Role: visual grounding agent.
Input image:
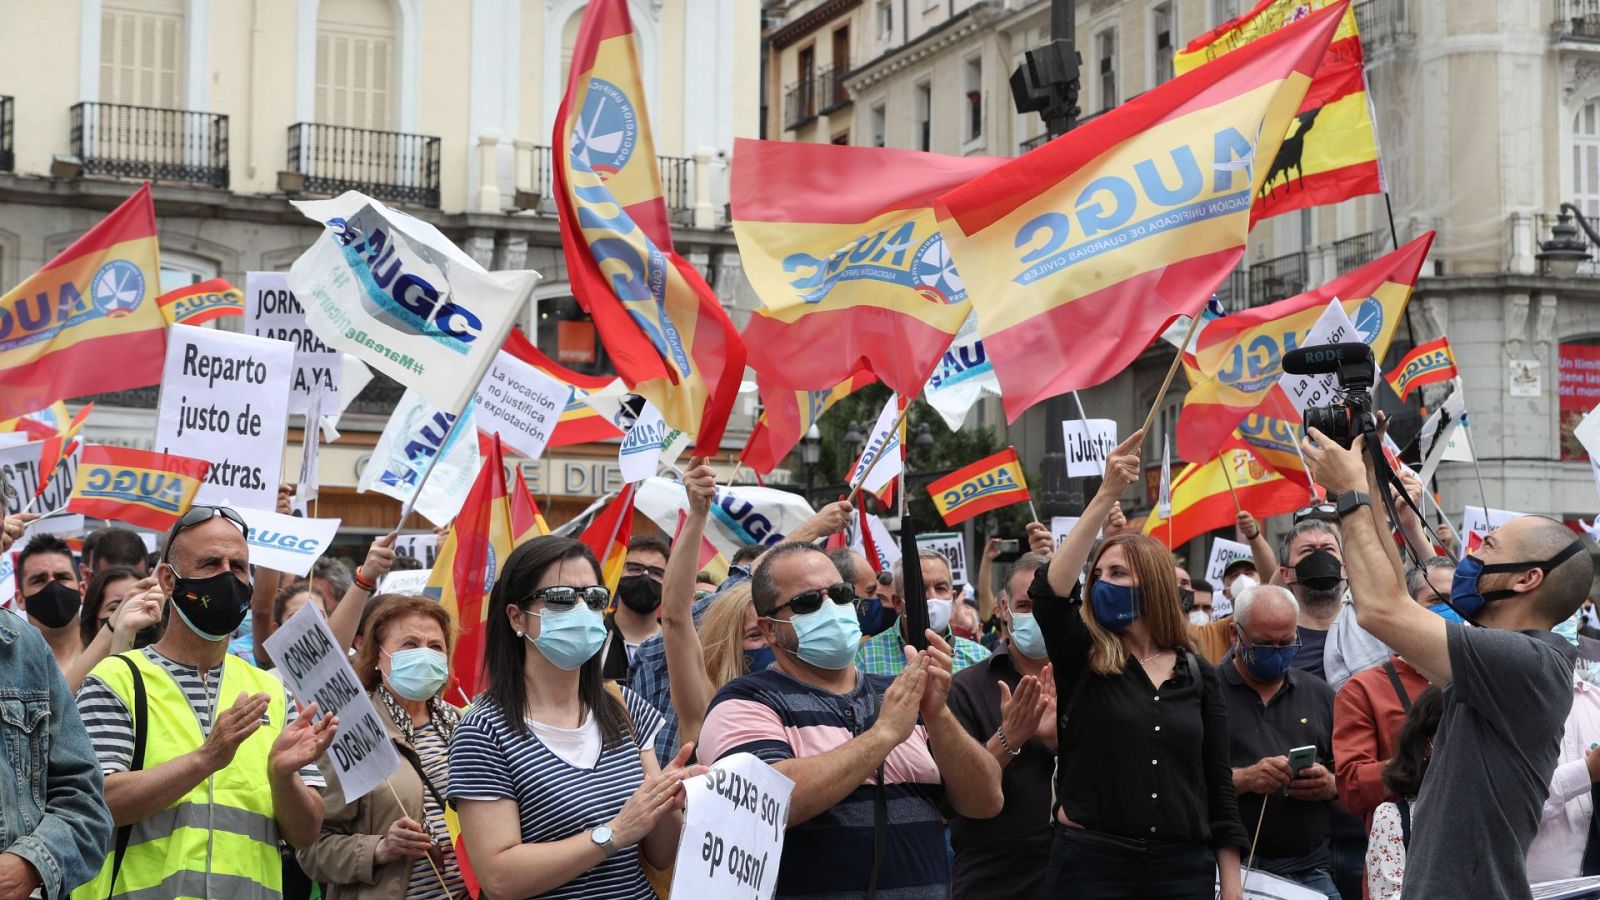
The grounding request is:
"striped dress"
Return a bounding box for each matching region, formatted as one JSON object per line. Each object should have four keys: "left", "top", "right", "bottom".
{"left": 448, "top": 688, "right": 664, "bottom": 900}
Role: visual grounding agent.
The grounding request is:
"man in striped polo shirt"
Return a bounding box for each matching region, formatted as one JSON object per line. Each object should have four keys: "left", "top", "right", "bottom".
{"left": 698, "top": 542, "right": 1003, "bottom": 898}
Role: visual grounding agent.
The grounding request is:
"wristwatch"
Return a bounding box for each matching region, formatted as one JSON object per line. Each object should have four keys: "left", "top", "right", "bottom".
{"left": 1334, "top": 490, "right": 1372, "bottom": 519}
{"left": 590, "top": 824, "right": 616, "bottom": 859}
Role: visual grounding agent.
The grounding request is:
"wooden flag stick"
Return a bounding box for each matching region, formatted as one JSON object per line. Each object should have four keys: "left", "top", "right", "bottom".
{"left": 1139, "top": 310, "right": 1205, "bottom": 439}
{"left": 384, "top": 778, "right": 454, "bottom": 897}
{"left": 1218, "top": 454, "right": 1242, "bottom": 514}
{"left": 845, "top": 399, "right": 916, "bottom": 507}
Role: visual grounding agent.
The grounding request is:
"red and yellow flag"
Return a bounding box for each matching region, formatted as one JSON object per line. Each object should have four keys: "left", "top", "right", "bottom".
{"left": 66, "top": 445, "right": 210, "bottom": 531}
{"left": 733, "top": 140, "right": 1006, "bottom": 395}
{"left": 1176, "top": 0, "right": 1381, "bottom": 223}
{"left": 431, "top": 436, "right": 541, "bottom": 703}
{"left": 33, "top": 403, "right": 91, "bottom": 502}
{"left": 554, "top": 0, "right": 745, "bottom": 452}
{"left": 501, "top": 327, "right": 626, "bottom": 448}
{"left": 0, "top": 402, "right": 73, "bottom": 442}
{"left": 742, "top": 369, "right": 879, "bottom": 475}
{"left": 1177, "top": 232, "right": 1432, "bottom": 461}
{"left": 0, "top": 185, "right": 165, "bottom": 419}
{"left": 157, "top": 278, "right": 245, "bottom": 326}
{"left": 578, "top": 482, "right": 637, "bottom": 594}
{"left": 1228, "top": 414, "right": 1311, "bottom": 486}
{"left": 927, "top": 447, "right": 1031, "bottom": 526}
{"left": 1386, "top": 337, "right": 1457, "bottom": 401}
{"left": 936, "top": 3, "right": 1342, "bottom": 422}
{"left": 1142, "top": 447, "right": 1305, "bottom": 549}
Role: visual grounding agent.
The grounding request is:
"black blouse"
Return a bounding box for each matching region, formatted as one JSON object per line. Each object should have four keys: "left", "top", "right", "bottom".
{"left": 1029, "top": 568, "right": 1247, "bottom": 850}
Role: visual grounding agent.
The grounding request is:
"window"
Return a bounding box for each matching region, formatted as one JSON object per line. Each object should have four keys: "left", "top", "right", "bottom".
{"left": 870, "top": 102, "right": 887, "bottom": 147}
{"left": 316, "top": 0, "right": 395, "bottom": 130}
{"left": 1097, "top": 29, "right": 1117, "bottom": 111}
{"left": 1212, "top": 0, "right": 1240, "bottom": 27}
{"left": 1153, "top": 4, "right": 1175, "bottom": 86}
{"left": 100, "top": 0, "right": 184, "bottom": 108}
{"left": 535, "top": 295, "right": 614, "bottom": 377}
{"left": 923, "top": 0, "right": 939, "bottom": 11}
{"left": 915, "top": 81, "right": 932, "bottom": 151}
{"left": 877, "top": 0, "right": 893, "bottom": 45}
{"left": 964, "top": 56, "right": 983, "bottom": 142}
{"left": 798, "top": 45, "right": 817, "bottom": 118}
{"left": 160, "top": 252, "right": 236, "bottom": 331}
{"left": 832, "top": 131, "right": 850, "bottom": 145}
{"left": 1575, "top": 101, "right": 1600, "bottom": 219}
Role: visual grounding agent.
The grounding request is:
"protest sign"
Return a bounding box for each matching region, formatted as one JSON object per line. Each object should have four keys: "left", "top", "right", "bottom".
{"left": 392, "top": 533, "right": 439, "bottom": 568}
{"left": 618, "top": 401, "right": 689, "bottom": 483}
{"left": 154, "top": 324, "right": 292, "bottom": 511}
{"left": 1219, "top": 869, "right": 1326, "bottom": 900}
{"left": 359, "top": 389, "right": 482, "bottom": 527}
{"left": 915, "top": 532, "right": 969, "bottom": 586}
{"left": 246, "top": 272, "right": 342, "bottom": 415}
{"left": 234, "top": 507, "right": 341, "bottom": 577}
{"left": 376, "top": 568, "right": 432, "bottom": 595}
{"left": 262, "top": 601, "right": 399, "bottom": 803}
{"left": 670, "top": 752, "right": 794, "bottom": 900}
{"left": 1050, "top": 516, "right": 1079, "bottom": 549}
{"left": 635, "top": 477, "right": 817, "bottom": 560}
{"left": 1062, "top": 419, "right": 1117, "bottom": 478}
{"left": 1205, "top": 537, "right": 1254, "bottom": 590}
{"left": 292, "top": 390, "right": 324, "bottom": 516}
{"left": 1278, "top": 300, "right": 1380, "bottom": 416}
{"left": 471, "top": 351, "right": 570, "bottom": 462}
{"left": 0, "top": 439, "right": 78, "bottom": 516}
{"left": 1463, "top": 505, "right": 1522, "bottom": 542}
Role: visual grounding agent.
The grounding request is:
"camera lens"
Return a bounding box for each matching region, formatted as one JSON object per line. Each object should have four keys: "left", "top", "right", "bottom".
{"left": 1304, "top": 405, "right": 1354, "bottom": 448}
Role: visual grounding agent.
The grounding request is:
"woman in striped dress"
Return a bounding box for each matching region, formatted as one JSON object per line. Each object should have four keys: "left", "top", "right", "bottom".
{"left": 450, "top": 535, "right": 707, "bottom": 899}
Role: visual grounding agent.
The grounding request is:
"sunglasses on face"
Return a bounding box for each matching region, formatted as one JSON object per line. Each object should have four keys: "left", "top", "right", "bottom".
{"left": 525, "top": 585, "right": 611, "bottom": 611}
{"left": 770, "top": 582, "right": 855, "bottom": 617}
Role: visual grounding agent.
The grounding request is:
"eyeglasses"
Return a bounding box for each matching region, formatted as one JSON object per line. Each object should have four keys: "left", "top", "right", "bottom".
{"left": 770, "top": 582, "right": 855, "bottom": 617}
{"left": 525, "top": 585, "right": 611, "bottom": 611}
{"left": 1234, "top": 624, "right": 1302, "bottom": 651}
{"left": 624, "top": 562, "right": 667, "bottom": 580}
{"left": 1293, "top": 504, "right": 1338, "bottom": 524}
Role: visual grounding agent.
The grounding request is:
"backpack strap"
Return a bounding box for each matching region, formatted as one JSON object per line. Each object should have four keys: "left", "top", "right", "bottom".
{"left": 106, "top": 653, "right": 147, "bottom": 899}
{"left": 1383, "top": 659, "right": 1412, "bottom": 712}
{"left": 1397, "top": 800, "right": 1412, "bottom": 850}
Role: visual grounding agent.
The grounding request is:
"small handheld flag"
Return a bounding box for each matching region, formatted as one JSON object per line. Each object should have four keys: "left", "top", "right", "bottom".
{"left": 67, "top": 445, "right": 210, "bottom": 531}
{"left": 926, "top": 448, "right": 1031, "bottom": 526}
{"left": 1386, "top": 337, "right": 1458, "bottom": 401}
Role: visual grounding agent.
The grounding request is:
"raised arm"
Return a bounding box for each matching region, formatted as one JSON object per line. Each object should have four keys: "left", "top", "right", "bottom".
{"left": 1391, "top": 469, "right": 1439, "bottom": 562}
{"left": 664, "top": 459, "right": 720, "bottom": 748}
{"left": 1302, "top": 431, "right": 1451, "bottom": 684}
{"left": 1236, "top": 510, "right": 1278, "bottom": 579}
{"left": 63, "top": 579, "right": 163, "bottom": 692}
{"left": 1047, "top": 430, "right": 1143, "bottom": 598}
{"left": 328, "top": 534, "right": 396, "bottom": 654}
{"left": 786, "top": 500, "right": 854, "bottom": 546}
{"left": 252, "top": 484, "right": 297, "bottom": 667}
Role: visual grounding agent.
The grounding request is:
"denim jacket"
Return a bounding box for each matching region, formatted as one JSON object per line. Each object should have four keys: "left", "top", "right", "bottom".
{"left": 0, "top": 610, "right": 113, "bottom": 897}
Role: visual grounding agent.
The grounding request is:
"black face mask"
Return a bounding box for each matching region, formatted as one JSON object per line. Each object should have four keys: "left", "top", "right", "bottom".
{"left": 617, "top": 574, "right": 663, "bottom": 614}
{"left": 167, "top": 566, "right": 252, "bottom": 641}
{"left": 1293, "top": 550, "right": 1344, "bottom": 593}
{"left": 25, "top": 580, "right": 82, "bottom": 630}
{"left": 1179, "top": 588, "right": 1196, "bottom": 614}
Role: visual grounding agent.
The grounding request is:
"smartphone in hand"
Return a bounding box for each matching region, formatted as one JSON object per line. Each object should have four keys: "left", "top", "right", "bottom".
{"left": 1288, "top": 745, "right": 1317, "bottom": 774}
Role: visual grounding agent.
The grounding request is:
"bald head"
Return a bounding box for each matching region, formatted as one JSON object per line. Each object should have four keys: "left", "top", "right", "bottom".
{"left": 1494, "top": 517, "right": 1595, "bottom": 626}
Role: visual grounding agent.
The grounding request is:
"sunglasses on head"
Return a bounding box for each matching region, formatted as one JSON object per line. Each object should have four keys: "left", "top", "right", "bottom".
{"left": 770, "top": 582, "right": 854, "bottom": 617}
{"left": 525, "top": 585, "right": 611, "bottom": 611}
{"left": 165, "top": 505, "right": 247, "bottom": 555}
{"left": 1293, "top": 504, "right": 1338, "bottom": 524}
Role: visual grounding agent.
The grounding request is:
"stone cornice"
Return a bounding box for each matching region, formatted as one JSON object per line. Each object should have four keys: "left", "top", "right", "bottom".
{"left": 769, "top": 0, "right": 862, "bottom": 51}
{"left": 845, "top": 7, "right": 984, "bottom": 92}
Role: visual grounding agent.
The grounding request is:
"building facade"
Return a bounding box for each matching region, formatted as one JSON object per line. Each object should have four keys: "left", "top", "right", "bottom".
{"left": 762, "top": 0, "right": 1600, "bottom": 554}
{"left": 0, "top": 0, "right": 763, "bottom": 551}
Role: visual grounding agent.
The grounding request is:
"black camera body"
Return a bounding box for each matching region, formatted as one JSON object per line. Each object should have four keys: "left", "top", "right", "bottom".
{"left": 1282, "top": 342, "right": 1378, "bottom": 449}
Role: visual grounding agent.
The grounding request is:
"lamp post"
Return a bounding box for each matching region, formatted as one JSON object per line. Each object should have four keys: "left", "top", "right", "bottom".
{"left": 1538, "top": 204, "right": 1596, "bottom": 278}
{"left": 801, "top": 424, "right": 821, "bottom": 492}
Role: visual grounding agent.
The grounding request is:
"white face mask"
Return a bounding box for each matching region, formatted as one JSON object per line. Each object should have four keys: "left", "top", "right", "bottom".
{"left": 1229, "top": 574, "right": 1259, "bottom": 599}
{"left": 1188, "top": 610, "right": 1212, "bottom": 627}
{"left": 926, "top": 598, "right": 953, "bottom": 635}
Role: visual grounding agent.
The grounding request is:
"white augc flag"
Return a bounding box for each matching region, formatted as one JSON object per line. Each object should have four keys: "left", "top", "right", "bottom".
{"left": 924, "top": 313, "right": 1000, "bottom": 431}
{"left": 358, "top": 388, "right": 482, "bottom": 527}
{"left": 287, "top": 192, "right": 539, "bottom": 413}
{"left": 848, "top": 395, "right": 903, "bottom": 498}
{"left": 635, "top": 477, "right": 817, "bottom": 559}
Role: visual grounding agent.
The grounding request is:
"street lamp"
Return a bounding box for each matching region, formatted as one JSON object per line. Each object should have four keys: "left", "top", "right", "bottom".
{"left": 801, "top": 424, "right": 821, "bottom": 490}
{"left": 843, "top": 420, "right": 864, "bottom": 451}
{"left": 1538, "top": 203, "right": 1596, "bottom": 278}
{"left": 912, "top": 422, "right": 934, "bottom": 457}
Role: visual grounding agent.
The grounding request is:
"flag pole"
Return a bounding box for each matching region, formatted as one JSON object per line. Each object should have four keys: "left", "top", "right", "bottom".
{"left": 1219, "top": 454, "right": 1242, "bottom": 514}
{"left": 1139, "top": 312, "right": 1205, "bottom": 439}
{"left": 1462, "top": 423, "right": 1493, "bottom": 513}
{"left": 1289, "top": 432, "right": 1318, "bottom": 502}
{"left": 384, "top": 778, "right": 453, "bottom": 896}
{"left": 846, "top": 399, "right": 916, "bottom": 507}
{"left": 394, "top": 403, "right": 473, "bottom": 531}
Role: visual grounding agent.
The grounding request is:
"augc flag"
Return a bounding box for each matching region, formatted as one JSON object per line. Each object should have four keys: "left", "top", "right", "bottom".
{"left": 1177, "top": 232, "right": 1432, "bottom": 461}
{"left": 67, "top": 445, "right": 210, "bottom": 532}
{"left": 733, "top": 140, "right": 1006, "bottom": 395}
{"left": 501, "top": 327, "right": 626, "bottom": 448}
{"left": 158, "top": 278, "right": 245, "bottom": 326}
{"left": 554, "top": 0, "right": 745, "bottom": 452}
{"left": 742, "top": 369, "right": 878, "bottom": 475}
{"left": 1387, "top": 337, "right": 1457, "bottom": 401}
{"left": 1176, "top": 0, "right": 1381, "bottom": 223}
{"left": 936, "top": 2, "right": 1342, "bottom": 422}
{"left": 927, "top": 447, "right": 1030, "bottom": 527}
{"left": 0, "top": 185, "right": 164, "bottom": 420}
{"left": 1142, "top": 447, "right": 1304, "bottom": 549}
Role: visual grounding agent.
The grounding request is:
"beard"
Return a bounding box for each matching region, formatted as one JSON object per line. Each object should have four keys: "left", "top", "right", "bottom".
{"left": 1298, "top": 583, "right": 1344, "bottom": 611}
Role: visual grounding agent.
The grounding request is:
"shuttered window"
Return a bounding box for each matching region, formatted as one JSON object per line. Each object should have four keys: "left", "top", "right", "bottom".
{"left": 100, "top": 1, "right": 184, "bottom": 108}
{"left": 315, "top": 0, "right": 395, "bottom": 129}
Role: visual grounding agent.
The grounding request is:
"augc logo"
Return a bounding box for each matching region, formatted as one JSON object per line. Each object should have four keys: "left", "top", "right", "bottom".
{"left": 782, "top": 223, "right": 968, "bottom": 305}
{"left": 92, "top": 260, "right": 146, "bottom": 317}
{"left": 571, "top": 79, "right": 639, "bottom": 180}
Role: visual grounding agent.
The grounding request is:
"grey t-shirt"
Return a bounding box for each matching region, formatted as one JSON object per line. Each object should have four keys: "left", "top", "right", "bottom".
{"left": 1404, "top": 624, "right": 1576, "bottom": 899}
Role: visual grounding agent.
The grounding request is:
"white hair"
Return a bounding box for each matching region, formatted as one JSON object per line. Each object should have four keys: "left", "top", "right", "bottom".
{"left": 1234, "top": 584, "right": 1298, "bottom": 631}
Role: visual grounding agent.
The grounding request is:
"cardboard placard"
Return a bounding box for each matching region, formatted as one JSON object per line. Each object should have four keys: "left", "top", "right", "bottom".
{"left": 669, "top": 752, "right": 794, "bottom": 900}
{"left": 1062, "top": 419, "right": 1117, "bottom": 478}
{"left": 245, "top": 272, "right": 342, "bottom": 415}
{"left": 915, "top": 533, "right": 969, "bottom": 587}
{"left": 1204, "top": 537, "right": 1255, "bottom": 591}
{"left": 472, "top": 350, "right": 570, "bottom": 462}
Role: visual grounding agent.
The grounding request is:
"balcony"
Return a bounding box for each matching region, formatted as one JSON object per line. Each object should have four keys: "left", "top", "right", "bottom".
{"left": 1332, "top": 230, "right": 1383, "bottom": 272}
{"left": 1019, "top": 133, "right": 1049, "bottom": 154}
{"left": 1353, "top": 0, "right": 1413, "bottom": 51}
{"left": 1536, "top": 212, "right": 1600, "bottom": 276}
{"left": 286, "top": 122, "right": 441, "bottom": 208}
{"left": 1556, "top": 0, "right": 1600, "bottom": 43}
{"left": 518, "top": 145, "right": 711, "bottom": 225}
{"left": 817, "top": 63, "right": 851, "bottom": 114}
{"left": 1212, "top": 267, "right": 1249, "bottom": 310}
{"left": 1248, "top": 249, "right": 1310, "bottom": 307}
{"left": 783, "top": 78, "right": 817, "bottom": 131}
{"left": 0, "top": 96, "right": 11, "bottom": 172}
{"left": 70, "top": 102, "right": 228, "bottom": 188}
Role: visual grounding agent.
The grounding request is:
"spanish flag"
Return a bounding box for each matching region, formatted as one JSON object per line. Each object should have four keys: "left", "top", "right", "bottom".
{"left": 1177, "top": 232, "right": 1431, "bottom": 461}
{"left": 157, "top": 278, "right": 244, "bottom": 326}
{"left": 742, "top": 369, "right": 879, "bottom": 475}
{"left": 67, "top": 445, "right": 210, "bottom": 531}
{"left": 32, "top": 403, "right": 91, "bottom": 503}
{"left": 927, "top": 447, "right": 1031, "bottom": 526}
{"left": 0, "top": 185, "right": 165, "bottom": 420}
{"left": 1142, "top": 447, "right": 1305, "bottom": 549}
{"left": 1231, "top": 414, "right": 1312, "bottom": 486}
{"left": 936, "top": 2, "right": 1341, "bottom": 423}
{"left": 1176, "top": 0, "right": 1381, "bottom": 224}
{"left": 1387, "top": 336, "right": 1457, "bottom": 401}
{"left": 0, "top": 401, "right": 73, "bottom": 442}
{"left": 734, "top": 140, "right": 1006, "bottom": 395}
{"left": 431, "top": 435, "right": 542, "bottom": 701}
{"left": 500, "top": 327, "right": 626, "bottom": 448}
{"left": 578, "top": 482, "right": 637, "bottom": 594}
{"left": 554, "top": 0, "right": 746, "bottom": 452}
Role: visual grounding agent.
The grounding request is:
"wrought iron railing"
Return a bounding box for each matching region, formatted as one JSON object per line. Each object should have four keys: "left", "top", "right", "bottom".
{"left": 1212, "top": 268, "right": 1250, "bottom": 311}
{"left": 286, "top": 122, "right": 441, "bottom": 207}
{"left": 1248, "top": 250, "right": 1310, "bottom": 307}
{"left": 1354, "top": 0, "right": 1413, "bottom": 48}
{"left": 657, "top": 155, "right": 692, "bottom": 222}
{"left": 1555, "top": 0, "right": 1600, "bottom": 40}
{"left": 1333, "top": 231, "right": 1383, "bottom": 273}
{"left": 0, "top": 96, "right": 12, "bottom": 172}
{"left": 1019, "top": 133, "right": 1049, "bottom": 153}
{"left": 817, "top": 63, "right": 851, "bottom": 113}
{"left": 1536, "top": 212, "right": 1600, "bottom": 276}
{"left": 70, "top": 102, "right": 228, "bottom": 187}
{"left": 783, "top": 78, "right": 817, "bottom": 130}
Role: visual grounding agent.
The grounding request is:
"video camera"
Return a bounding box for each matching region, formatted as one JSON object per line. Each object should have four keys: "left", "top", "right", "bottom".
{"left": 1282, "top": 342, "right": 1378, "bottom": 450}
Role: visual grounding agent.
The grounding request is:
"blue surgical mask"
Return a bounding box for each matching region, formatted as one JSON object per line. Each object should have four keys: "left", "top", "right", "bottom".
{"left": 1427, "top": 603, "right": 1465, "bottom": 624}
{"left": 744, "top": 645, "right": 776, "bottom": 673}
{"left": 1451, "top": 542, "right": 1585, "bottom": 622}
{"left": 1009, "top": 611, "right": 1047, "bottom": 659}
{"left": 1090, "top": 580, "right": 1139, "bottom": 633}
{"left": 1556, "top": 611, "right": 1581, "bottom": 647}
{"left": 1236, "top": 628, "right": 1300, "bottom": 682}
{"left": 385, "top": 647, "right": 449, "bottom": 701}
{"left": 774, "top": 601, "right": 861, "bottom": 670}
{"left": 528, "top": 605, "right": 607, "bottom": 670}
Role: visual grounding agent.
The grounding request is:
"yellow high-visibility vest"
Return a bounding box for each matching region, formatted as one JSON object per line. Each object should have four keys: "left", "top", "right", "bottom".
{"left": 72, "top": 650, "right": 286, "bottom": 900}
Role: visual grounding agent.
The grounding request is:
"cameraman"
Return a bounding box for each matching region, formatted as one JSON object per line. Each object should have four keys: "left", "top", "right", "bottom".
{"left": 1301, "top": 428, "right": 1591, "bottom": 900}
